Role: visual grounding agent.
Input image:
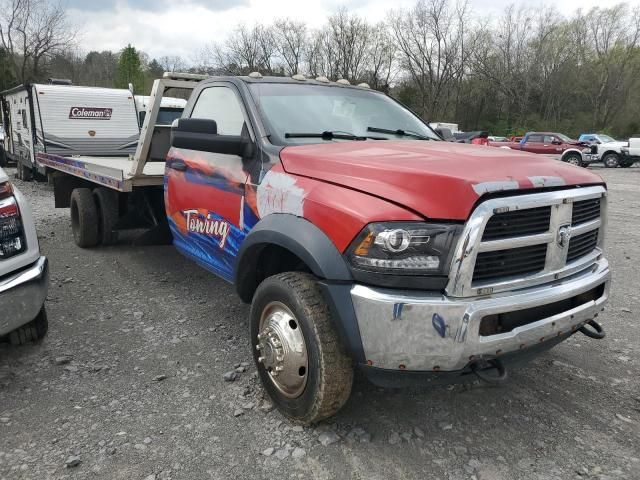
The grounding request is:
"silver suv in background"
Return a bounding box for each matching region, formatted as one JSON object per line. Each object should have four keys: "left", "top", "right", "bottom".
{"left": 0, "top": 166, "right": 49, "bottom": 344}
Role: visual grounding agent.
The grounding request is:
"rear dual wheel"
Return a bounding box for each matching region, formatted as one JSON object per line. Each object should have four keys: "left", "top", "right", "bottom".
{"left": 251, "top": 272, "right": 353, "bottom": 424}
{"left": 70, "top": 187, "right": 119, "bottom": 248}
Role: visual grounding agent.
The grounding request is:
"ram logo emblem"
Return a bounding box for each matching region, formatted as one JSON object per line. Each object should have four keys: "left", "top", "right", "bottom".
{"left": 557, "top": 224, "right": 572, "bottom": 248}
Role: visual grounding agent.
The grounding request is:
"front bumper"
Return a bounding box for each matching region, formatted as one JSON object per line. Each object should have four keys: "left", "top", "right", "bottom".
{"left": 0, "top": 257, "right": 49, "bottom": 336}
{"left": 350, "top": 258, "right": 610, "bottom": 372}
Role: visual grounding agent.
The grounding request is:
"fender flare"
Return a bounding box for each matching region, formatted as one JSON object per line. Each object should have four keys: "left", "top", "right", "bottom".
{"left": 561, "top": 148, "right": 584, "bottom": 160}
{"left": 234, "top": 214, "right": 352, "bottom": 301}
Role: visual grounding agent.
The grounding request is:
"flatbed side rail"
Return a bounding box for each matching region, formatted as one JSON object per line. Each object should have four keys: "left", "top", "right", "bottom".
{"left": 37, "top": 152, "right": 127, "bottom": 191}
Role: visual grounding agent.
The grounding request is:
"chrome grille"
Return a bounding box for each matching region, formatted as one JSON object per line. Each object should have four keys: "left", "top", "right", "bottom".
{"left": 567, "top": 230, "right": 598, "bottom": 263}
{"left": 482, "top": 206, "right": 551, "bottom": 240}
{"left": 474, "top": 244, "right": 547, "bottom": 282}
{"left": 572, "top": 198, "right": 601, "bottom": 225}
{"left": 448, "top": 186, "right": 606, "bottom": 297}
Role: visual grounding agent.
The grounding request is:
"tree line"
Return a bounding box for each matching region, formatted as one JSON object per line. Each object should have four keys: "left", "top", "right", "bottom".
{"left": 2, "top": 0, "right": 640, "bottom": 138}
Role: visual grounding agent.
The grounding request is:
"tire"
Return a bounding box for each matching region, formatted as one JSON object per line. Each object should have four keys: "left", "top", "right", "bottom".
{"left": 93, "top": 187, "right": 120, "bottom": 245}
{"left": 70, "top": 188, "right": 99, "bottom": 248}
{"left": 251, "top": 272, "right": 353, "bottom": 424}
{"left": 620, "top": 158, "right": 634, "bottom": 168}
{"left": 8, "top": 307, "right": 48, "bottom": 345}
{"left": 564, "top": 153, "right": 583, "bottom": 167}
{"left": 603, "top": 152, "right": 620, "bottom": 168}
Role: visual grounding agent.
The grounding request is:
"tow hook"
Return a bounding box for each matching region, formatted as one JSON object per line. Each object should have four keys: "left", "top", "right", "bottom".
{"left": 578, "top": 319, "right": 606, "bottom": 340}
{"left": 470, "top": 358, "right": 508, "bottom": 385}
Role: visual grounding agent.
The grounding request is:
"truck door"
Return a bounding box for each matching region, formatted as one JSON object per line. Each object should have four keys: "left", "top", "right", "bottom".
{"left": 522, "top": 134, "right": 545, "bottom": 153}
{"left": 165, "top": 84, "right": 252, "bottom": 282}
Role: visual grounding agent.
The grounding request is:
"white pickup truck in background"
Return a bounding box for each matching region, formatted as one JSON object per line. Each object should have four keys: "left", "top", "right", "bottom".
{"left": 0, "top": 166, "right": 49, "bottom": 344}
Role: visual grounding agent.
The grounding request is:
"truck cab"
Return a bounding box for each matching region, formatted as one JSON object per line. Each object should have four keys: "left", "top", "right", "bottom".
{"left": 164, "top": 75, "right": 610, "bottom": 423}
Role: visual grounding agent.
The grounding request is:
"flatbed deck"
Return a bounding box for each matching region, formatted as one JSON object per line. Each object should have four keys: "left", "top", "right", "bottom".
{"left": 37, "top": 152, "right": 165, "bottom": 191}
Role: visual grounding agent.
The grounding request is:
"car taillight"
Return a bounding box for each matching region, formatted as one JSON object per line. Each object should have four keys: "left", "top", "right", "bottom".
{"left": 0, "top": 181, "right": 12, "bottom": 200}
{"left": 471, "top": 137, "right": 489, "bottom": 146}
{"left": 0, "top": 196, "right": 25, "bottom": 259}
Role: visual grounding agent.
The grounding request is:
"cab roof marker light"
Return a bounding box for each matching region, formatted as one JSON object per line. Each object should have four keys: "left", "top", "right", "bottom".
{"left": 292, "top": 74, "right": 306, "bottom": 81}
{"left": 315, "top": 76, "right": 330, "bottom": 83}
{"left": 336, "top": 79, "right": 351, "bottom": 85}
{"left": 357, "top": 82, "right": 370, "bottom": 88}
{"left": 248, "top": 71, "right": 263, "bottom": 79}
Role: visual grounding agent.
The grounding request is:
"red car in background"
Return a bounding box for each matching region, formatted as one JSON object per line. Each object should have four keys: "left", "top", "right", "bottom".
{"left": 489, "top": 132, "right": 591, "bottom": 166}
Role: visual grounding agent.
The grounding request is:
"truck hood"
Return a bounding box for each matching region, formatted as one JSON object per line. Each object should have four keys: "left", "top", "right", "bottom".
{"left": 279, "top": 141, "right": 604, "bottom": 220}
{"left": 601, "top": 141, "right": 628, "bottom": 148}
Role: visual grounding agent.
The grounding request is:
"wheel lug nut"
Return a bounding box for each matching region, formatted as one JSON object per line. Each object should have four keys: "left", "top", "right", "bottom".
{"left": 276, "top": 355, "right": 284, "bottom": 362}
{"left": 257, "top": 333, "right": 264, "bottom": 340}
{"left": 275, "top": 366, "right": 284, "bottom": 372}
{"left": 256, "top": 344, "right": 261, "bottom": 350}
{"left": 258, "top": 356, "right": 265, "bottom": 363}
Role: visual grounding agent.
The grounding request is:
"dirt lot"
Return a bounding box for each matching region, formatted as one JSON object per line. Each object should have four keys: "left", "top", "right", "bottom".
{"left": 0, "top": 166, "right": 639, "bottom": 480}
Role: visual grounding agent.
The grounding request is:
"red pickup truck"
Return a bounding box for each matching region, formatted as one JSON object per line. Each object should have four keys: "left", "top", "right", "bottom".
{"left": 489, "top": 132, "right": 590, "bottom": 167}
{"left": 54, "top": 75, "right": 611, "bottom": 424}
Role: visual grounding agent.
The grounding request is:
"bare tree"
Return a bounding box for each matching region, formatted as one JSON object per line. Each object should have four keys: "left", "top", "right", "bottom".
{"left": 390, "top": 0, "right": 470, "bottom": 119}
{"left": 575, "top": 4, "right": 640, "bottom": 129}
{"left": 272, "top": 18, "right": 307, "bottom": 75}
{"left": 159, "top": 55, "right": 187, "bottom": 73}
{"left": 0, "top": 0, "right": 75, "bottom": 83}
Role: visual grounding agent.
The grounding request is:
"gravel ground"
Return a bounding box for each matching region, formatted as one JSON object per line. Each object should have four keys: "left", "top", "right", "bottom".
{"left": 1, "top": 165, "right": 639, "bottom": 480}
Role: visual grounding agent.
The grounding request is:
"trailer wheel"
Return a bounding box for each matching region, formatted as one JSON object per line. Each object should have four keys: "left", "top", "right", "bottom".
{"left": 94, "top": 187, "right": 119, "bottom": 245}
{"left": 563, "top": 153, "right": 583, "bottom": 167}
{"left": 603, "top": 152, "right": 620, "bottom": 168}
{"left": 70, "top": 188, "right": 99, "bottom": 248}
{"left": 8, "top": 307, "right": 48, "bottom": 345}
{"left": 251, "top": 272, "right": 353, "bottom": 424}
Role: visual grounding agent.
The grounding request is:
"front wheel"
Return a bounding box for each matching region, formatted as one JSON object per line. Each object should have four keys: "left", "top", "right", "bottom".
{"left": 603, "top": 153, "right": 620, "bottom": 168}
{"left": 8, "top": 307, "right": 48, "bottom": 345}
{"left": 564, "top": 153, "right": 583, "bottom": 167}
{"left": 251, "top": 272, "right": 353, "bottom": 424}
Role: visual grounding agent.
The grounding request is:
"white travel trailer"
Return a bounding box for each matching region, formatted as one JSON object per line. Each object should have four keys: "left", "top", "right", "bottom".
{"left": 0, "top": 83, "right": 140, "bottom": 179}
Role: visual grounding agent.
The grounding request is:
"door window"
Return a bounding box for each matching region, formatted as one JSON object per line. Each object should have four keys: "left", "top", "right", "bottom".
{"left": 190, "top": 87, "right": 245, "bottom": 135}
{"left": 527, "top": 134, "right": 543, "bottom": 143}
{"left": 543, "top": 135, "right": 555, "bottom": 144}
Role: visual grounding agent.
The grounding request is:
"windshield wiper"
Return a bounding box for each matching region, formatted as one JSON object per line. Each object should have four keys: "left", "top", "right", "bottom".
{"left": 367, "top": 126, "right": 432, "bottom": 140}
{"left": 285, "top": 131, "right": 366, "bottom": 141}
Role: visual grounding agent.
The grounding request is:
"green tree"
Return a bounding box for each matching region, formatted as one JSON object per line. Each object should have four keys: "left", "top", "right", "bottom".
{"left": 115, "top": 44, "right": 144, "bottom": 93}
{"left": 0, "top": 47, "right": 16, "bottom": 90}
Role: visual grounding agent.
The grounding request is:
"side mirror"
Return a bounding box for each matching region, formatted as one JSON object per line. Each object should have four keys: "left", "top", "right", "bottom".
{"left": 170, "top": 118, "right": 253, "bottom": 157}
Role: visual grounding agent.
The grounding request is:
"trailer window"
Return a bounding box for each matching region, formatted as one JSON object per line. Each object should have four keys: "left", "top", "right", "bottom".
{"left": 21, "top": 109, "right": 28, "bottom": 131}
{"left": 190, "top": 87, "right": 245, "bottom": 135}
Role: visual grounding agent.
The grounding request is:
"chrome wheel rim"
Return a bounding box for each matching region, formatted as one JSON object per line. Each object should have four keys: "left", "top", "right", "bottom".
{"left": 256, "top": 301, "right": 308, "bottom": 398}
{"left": 568, "top": 156, "right": 580, "bottom": 166}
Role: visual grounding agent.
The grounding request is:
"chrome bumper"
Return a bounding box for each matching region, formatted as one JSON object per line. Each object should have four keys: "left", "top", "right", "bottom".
{"left": 351, "top": 258, "right": 610, "bottom": 371}
{"left": 0, "top": 257, "right": 49, "bottom": 336}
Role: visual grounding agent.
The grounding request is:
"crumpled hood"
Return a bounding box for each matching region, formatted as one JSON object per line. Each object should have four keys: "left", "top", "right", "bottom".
{"left": 280, "top": 141, "right": 604, "bottom": 220}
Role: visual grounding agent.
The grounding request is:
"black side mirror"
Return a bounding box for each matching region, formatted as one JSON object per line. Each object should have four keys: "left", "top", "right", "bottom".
{"left": 171, "top": 118, "right": 253, "bottom": 157}
{"left": 435, "top": 127, "right": 454, "bottom": 141}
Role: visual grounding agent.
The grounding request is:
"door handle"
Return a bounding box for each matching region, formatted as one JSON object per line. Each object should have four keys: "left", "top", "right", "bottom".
{"left": 169, "top": 160, "right": 187, "bottom": 171}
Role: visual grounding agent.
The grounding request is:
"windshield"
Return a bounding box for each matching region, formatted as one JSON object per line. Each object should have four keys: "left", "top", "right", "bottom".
{"left": 598, "top": 134, "right": 615, "bottom": 143}
{"left": 556, "top": 133, "right": 574, "bottom": 143}
{"left": 248, "top": 83, "right": 439, "bottom": 144}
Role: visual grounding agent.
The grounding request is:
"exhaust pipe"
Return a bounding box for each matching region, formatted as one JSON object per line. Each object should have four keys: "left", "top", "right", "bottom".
{"left": 578, "top": 319, "right": 606, "bottom": 339}
{"left": 470, "top": 358, "right": 508, "bottom": 385}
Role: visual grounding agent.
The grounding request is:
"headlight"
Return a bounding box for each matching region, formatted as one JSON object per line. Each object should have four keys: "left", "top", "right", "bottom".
{"left": 346, "top": 222, "right": 462, "bottom": 278}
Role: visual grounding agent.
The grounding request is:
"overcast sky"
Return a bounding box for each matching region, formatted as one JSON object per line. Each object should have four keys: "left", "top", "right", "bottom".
{"left": 65, "top": 0, "right": 625, "bottom": 61}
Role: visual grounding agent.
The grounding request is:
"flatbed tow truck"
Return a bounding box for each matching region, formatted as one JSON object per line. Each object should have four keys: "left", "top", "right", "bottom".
{"left": 39, "top": 72, "right": 611, "bottom": 424}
